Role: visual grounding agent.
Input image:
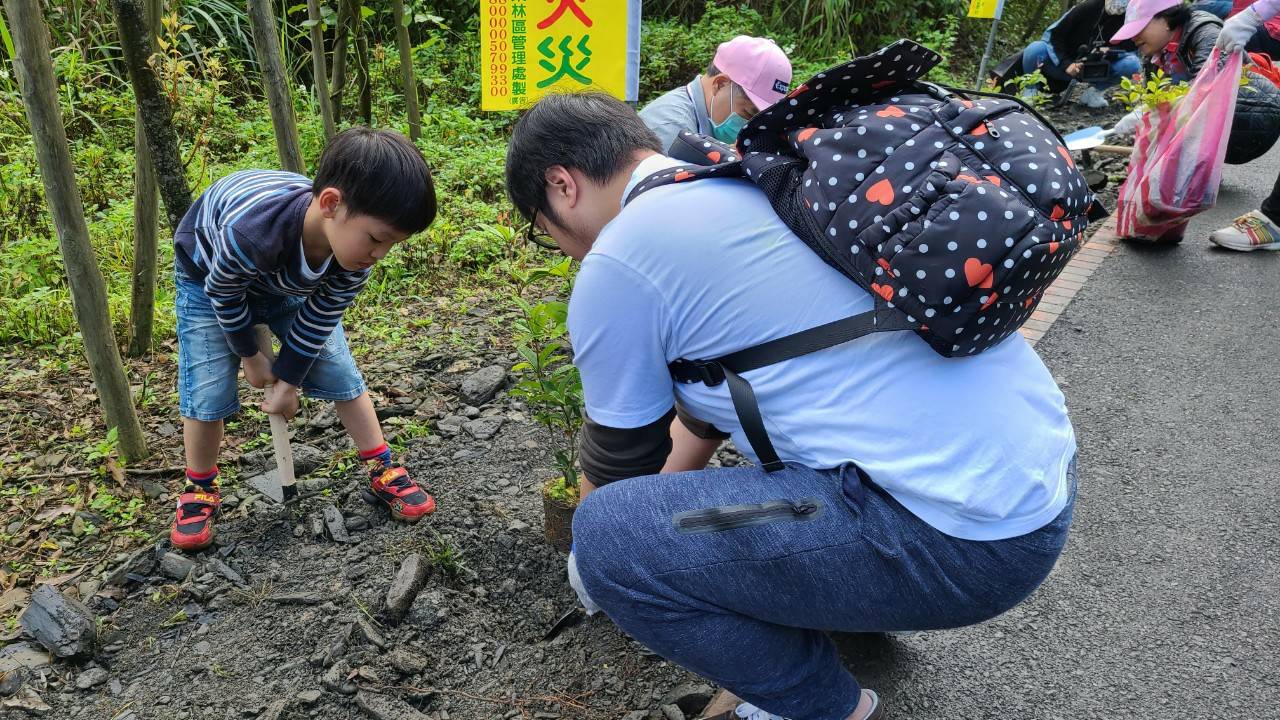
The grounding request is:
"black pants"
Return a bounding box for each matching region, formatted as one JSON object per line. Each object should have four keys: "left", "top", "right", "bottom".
{"left": 1246, "top": 28, "right": 1280, "bottom": 58}
{"left": 1263, "top": 171, "right": 1280, "bottom": 225}
{"left": 1246, "top": 30, "right": 1280, "bottom": 223}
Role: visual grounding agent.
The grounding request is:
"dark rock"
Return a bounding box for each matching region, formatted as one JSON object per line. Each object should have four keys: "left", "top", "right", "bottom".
{"left": 459, "top": 366, "right": 507, "bottom": 405}
{"left": 18, "top": 585, "right": 96, "bottom": 659}
{"left": 344, "top": 515, "right": 370, "bottom": 532}
{"left": 159, "top": 552, "right": 197, "bottom": 581}
{"left": 384, "top": 553, "right": 430, "bottom": 624}
{"left": 660, "top": 704, "right": 686, "bottom": 720}
{"left": 1, "top": 686, "right": 51, "bottom": 714}
{"left": 356, "top": 690, "right": 430, "bottom": 720}
{"left": 436, "top": 415, "right": 467, "bottom": 436}
{"left": 462, "top": 417, "right": 504, "bottom": 440}
{"left": 388, "top": 647, "right": 429, "bottom": 676}
{"left": 322, "top": 660, "right": 357, "bottom": 695}
{"left": 74, "top": 667, "right": 109, "bottom": 690}
{"left": 0, "top": 643, "right": 51, "bottom": 672}
{"left": 322, "top": 505, "right": 351, "bottom": 543}
{"left": 355, "top": 615, "right": 386, "bottom": 649}
{"left": 255, "top": 699, "right": 288, "bottom": 720}
{"left": 290, "top": 444, "right": 326, "bottom": 476}
{"left": 139, "top": 480, "right": 167, "bottom": 499}
{"left": 661, "top": 683, "right": 714, "bottom": 716}
{"left": 205, "top": 558, "right": 246, "bottom": 587}
{"left": 0, "top": 667, "right": 26, "bottom": 696}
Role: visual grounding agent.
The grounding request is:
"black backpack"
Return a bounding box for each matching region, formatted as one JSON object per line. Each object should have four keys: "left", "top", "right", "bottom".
{"left": 625, "top": 39, "right": 1106, "bottom": 471}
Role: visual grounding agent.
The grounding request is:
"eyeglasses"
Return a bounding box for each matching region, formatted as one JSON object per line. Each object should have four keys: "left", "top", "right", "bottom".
{"left": 524, "top": 211, "right": 559, "bottom": 250}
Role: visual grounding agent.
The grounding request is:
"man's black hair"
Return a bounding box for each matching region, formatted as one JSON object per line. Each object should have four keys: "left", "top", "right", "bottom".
{"left": 313, "top": 126, "right": 437, "bottom": 235}
{"left": 1154, "top": 3, "right": 1192, "bottom": 29}
{"left": 706, "top": 61, "right": 721, "bottom": 76}
{"left": 505, "top": 92, "right": 661, "bottom": 224}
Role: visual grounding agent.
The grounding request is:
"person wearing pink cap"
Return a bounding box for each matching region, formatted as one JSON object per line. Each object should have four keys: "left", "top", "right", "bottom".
{"left": 1109, "top": 0, "right": 1280, "bottom": 245}
{"left": 638, "top": 35, "right": 792, "bottom": 153}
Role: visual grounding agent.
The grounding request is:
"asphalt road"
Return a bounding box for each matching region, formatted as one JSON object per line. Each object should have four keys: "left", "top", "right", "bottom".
{"left": 833, "top": 138, "right": 1280, "bottom": 719}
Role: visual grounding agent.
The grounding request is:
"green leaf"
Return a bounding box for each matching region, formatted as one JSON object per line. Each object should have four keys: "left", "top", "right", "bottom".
{"left": 287, "top": 3, "right": 308, "bottom": 15}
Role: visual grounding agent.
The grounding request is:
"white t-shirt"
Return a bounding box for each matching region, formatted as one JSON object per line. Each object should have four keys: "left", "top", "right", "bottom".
{"left": 568, "top": 155, "right": 1077, "bottom": 541}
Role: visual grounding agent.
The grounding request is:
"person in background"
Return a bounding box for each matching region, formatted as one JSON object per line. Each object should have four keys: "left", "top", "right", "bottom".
{"left": 637, "top": 35, "right": 791, "bottom": 152}
{"left": 1211, "top": 0, "right": 1280, "bottom": 250}
{"left": 1018, "top": 0, "right": 1142, "bottom": 107}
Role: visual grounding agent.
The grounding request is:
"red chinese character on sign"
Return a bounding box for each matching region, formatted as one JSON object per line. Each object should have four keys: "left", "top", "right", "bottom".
{"left": 537, "top": 0, "right": 591, "bottom": 29}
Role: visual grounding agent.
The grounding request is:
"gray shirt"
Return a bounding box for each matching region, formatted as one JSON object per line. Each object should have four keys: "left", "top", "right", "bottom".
{"left": 638, "top": 77, "right": 714, "bottom": 153}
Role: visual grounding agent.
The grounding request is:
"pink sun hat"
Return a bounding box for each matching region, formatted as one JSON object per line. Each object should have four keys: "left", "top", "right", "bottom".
{"left": 1111, "top": 0, "right": 1182, "bottom": 42}
{"left": 713, "top": 36, "right": 793, "bottom": 111}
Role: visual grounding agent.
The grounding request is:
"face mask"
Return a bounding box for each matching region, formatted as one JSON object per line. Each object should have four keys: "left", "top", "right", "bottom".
{"left": 711, "top": 84, "right": 748, "bottom": 143}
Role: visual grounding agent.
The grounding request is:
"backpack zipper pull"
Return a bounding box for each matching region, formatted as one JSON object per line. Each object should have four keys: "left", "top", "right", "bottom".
{"left": 984, "top": 120, "right": 1001, "bottom": 139}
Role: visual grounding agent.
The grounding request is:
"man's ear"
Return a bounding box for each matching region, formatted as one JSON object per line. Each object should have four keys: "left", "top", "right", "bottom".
{"left": 316, "top": 187, "right": 343, "bottom": 218}
{"left": 709, "top": 73, "right": 733, "bottom": 93}
{"left": 544, "top": 165, "right": 579, "bottom": 209}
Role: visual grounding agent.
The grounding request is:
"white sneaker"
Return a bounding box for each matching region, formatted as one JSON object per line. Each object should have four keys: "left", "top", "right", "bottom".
{"left": 733, "top": 703, "right": 788, "bottom": 720}
{"left": 1209, "top": 210, "right": 1280, "bottom": 251}
{"left": 1076, "top": 85, "right": 1110, "bottom": 108}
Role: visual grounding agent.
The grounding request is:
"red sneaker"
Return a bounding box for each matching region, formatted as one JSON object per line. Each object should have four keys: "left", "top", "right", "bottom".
{"left": 170, "top": 486, "right": 221, "bottom": 552}
{"left": 362, "top": 465, "right": 435, "bottom": 522}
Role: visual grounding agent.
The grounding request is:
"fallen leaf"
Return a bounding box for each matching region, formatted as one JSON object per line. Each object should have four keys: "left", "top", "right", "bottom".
{"left": 34, "top": 505, "right": 74, "bottom": 522}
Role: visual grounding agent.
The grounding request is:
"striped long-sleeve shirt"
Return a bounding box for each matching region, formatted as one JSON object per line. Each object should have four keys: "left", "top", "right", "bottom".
{"left": 174, "top": 170, "right": 371, "bottom": 387}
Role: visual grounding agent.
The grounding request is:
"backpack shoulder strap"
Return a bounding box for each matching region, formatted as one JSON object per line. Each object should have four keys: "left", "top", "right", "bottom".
{"left": 624, "top": 156, "right": 746, "bottom": 206}
{"left": 669, "top": 302, "right": 917, "bottom": 471}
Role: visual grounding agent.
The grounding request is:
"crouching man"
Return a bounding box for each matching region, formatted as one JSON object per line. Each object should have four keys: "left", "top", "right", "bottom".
{"left": 505, "top": 93, "right": 1079, "bottom": 720}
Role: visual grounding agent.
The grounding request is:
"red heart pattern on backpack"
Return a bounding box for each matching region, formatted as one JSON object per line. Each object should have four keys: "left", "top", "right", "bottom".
{"left": 964, "top": 258, "right": 993, "bottom": 289}
{"left": 876, "top": 105, "right": 905, "bottom": 118}
{"left": 870, "top": 283, "right": 894, "bottom": 301}
{"left": 866, "top": 179, "right": 895, "bottom": 205}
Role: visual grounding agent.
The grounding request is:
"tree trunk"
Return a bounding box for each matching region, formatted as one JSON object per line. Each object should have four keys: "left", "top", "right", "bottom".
{"left": 307, "top": 0, "right": 335, "bottom": 140}
{"left": 328, "top": 0, "right": 353, "bottom": 122}
{"left": 391, "top": 0, "right": 420, "bottom": 140}
{"left": 247, "top": 0, "right": 305, "bottom": 172}
{"left": 110, "top": 0, "right": 191, "bottom": 231}
{"left": 1019, "top": 0, "right": 1053, "bottom": 45}
{"left": 4, "top": 0, "right": 148, "bottom": 460}
{"left": 354, "top": 0, "right": 371, "bottom": 124}
{"left": 127, "top": 0, "right": 161, "bottom": 358}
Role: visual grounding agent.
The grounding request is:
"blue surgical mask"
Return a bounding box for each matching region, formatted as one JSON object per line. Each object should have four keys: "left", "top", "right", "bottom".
{"left": 711, "top": 85, "right": 748, "bottom": 143}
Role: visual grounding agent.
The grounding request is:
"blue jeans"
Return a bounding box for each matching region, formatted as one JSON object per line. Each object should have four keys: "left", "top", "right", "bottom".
{"left": 175, "top": 269, "right": 365, "bottom": 421}
{"left": 573, "top": 458, "right": 1078, "bottom": 720}
{"left": 1022, "top": 40, "right": 1142, "bottom": 91}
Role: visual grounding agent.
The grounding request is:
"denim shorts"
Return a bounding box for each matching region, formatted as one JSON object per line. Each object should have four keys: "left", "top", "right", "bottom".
{"left": 176, "top": 271, "right": 366, "bottom": 421}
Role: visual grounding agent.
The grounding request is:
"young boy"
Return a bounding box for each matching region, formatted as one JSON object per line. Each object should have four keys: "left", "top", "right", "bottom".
{"left": 170, "top": 127, "right": 438, "bottom": 552}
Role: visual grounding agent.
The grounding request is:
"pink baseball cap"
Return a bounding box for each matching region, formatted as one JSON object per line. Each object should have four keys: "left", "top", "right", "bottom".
{"left": 1111, "top": 0, "right": 1181, "bottom": 42}
{"left": 713, "top": 36, "right": 793, "bottom": 111}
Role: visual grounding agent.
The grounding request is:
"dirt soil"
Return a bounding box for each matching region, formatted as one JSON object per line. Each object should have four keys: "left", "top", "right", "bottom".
{"left": 5, "top": 346, "right": 759, "bottom": 720}
{"left": 1, "top": 88, "right": 1138, "bottom": 720}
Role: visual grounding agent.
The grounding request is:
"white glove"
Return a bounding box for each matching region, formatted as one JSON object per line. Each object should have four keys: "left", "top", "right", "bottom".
{"left": 1217, "top": 7, "right": 1263, "bottom": 54}
{"left": 567, "top": 551, "right": 602, "bottom": 615}
{"left": 1111, "top": 108, "right": 1144, "bottom": 136}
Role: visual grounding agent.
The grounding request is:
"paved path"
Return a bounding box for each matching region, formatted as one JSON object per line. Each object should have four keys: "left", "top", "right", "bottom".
{"left": 834, "top": 140, "right": 1280, "bottom": 718}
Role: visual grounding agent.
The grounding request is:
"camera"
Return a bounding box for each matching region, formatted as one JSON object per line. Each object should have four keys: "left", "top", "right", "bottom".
{"left": 1077, "top": 43, "right": 1122, "bottom": 82}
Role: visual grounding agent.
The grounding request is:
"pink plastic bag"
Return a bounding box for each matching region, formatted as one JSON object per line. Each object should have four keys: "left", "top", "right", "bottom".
{"left": 1116, "top": 49, "right": 1243, "bottom": 240}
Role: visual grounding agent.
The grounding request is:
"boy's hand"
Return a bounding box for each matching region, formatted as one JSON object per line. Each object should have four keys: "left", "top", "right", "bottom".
{"left": 262, "top": 381, "right": 300, "bottom": 419}
{"left": 242, "top": 352, "right": 276, "bottom": 389}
